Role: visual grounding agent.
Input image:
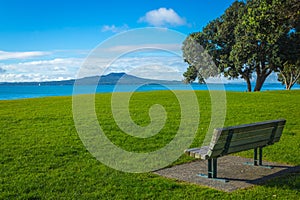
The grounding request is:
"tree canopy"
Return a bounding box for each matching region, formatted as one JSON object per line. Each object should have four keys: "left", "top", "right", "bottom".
{"left": 276, "top": 0, "right": 300, "bottom": 90}
{"left": 182, "top": 0, "right": 300, "bottom": 91}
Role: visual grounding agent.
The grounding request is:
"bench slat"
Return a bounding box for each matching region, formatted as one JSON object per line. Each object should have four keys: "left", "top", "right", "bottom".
{"left": 218, "top": 127, "right": 274, "bottom": 143}
{"left": 216, "top": 124, "right": 285, "bottom": 141}
{"left": 209, "top": 125, "right": 285, "bottom": 154}
{"left": 185, "top": 146, "right": 209, "bottom": 159}
{"left": 227, "top": 140, "right": 271, "bottom": 154}
{"left": 211, "top": 133, "right": 273, "bottom": 150}
{"left": 215, "top": 119, "right": 285, "bottom": 133}
{"left": 208, "top": 140, "right": 271, "bottom": 157}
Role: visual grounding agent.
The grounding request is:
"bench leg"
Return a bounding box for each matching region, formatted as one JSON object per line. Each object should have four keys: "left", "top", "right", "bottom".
{"left": 208, "top": 159, "right": 212, "bottom": 178}
{"left": 197, "top": 158, "right": 228, "bottom": 182}
{"left": 244, "top": 147, "right": 273, "bottom": 169}
{"left": 259, "top": 147, "right": 263, "bottom": 166}
{"left": 208, "top": 158, "right": 217, "bottom": 178}
{"left": 212, "top": 158, "right": 217, "bottom": 178}
{"left": 254, "top": 147, "right": 263, "bottom": 166}
{"left": 254, "top": 148, "right": 258, "bottom": 166}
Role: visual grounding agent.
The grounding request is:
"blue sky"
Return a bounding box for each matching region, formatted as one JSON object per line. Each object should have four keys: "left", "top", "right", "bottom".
{"left": 0, "top": 0, "right": 238, "bottom": 82}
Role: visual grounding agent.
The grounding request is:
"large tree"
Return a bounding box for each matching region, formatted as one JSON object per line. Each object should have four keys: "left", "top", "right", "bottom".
{"left": 183, "top": 0, "right": 300, "bottom": 91}
{"left": 183, "top": 1, "right": 247, "bottom": 86}
{"left": 231, "top": 0, "right": 288, "bottom": 91}
{"left": 276, "top": 0, "right": 300, "bottom": 90}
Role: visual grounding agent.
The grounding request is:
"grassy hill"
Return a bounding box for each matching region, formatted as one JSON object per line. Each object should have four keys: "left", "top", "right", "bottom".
{"left": 0, "top": 90, "right": 299, "bottom": 199}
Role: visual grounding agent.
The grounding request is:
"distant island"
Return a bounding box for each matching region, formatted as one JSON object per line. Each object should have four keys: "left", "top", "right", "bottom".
{"left": 0, "top": 72, "right": 182, "bottom": 86}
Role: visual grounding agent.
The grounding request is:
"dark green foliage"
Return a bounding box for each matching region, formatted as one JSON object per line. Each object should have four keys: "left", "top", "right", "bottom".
{"left": 182, "top": 33, "right": 218, "bottom": 84}
{"left": 277, "top": 13, "right": 300, "bottom": 90}
{"left": 182, "top": 66, "right": 198, "bottom": 83}
{"left": 183, "top": 0, "right": 300, "bottom": 91}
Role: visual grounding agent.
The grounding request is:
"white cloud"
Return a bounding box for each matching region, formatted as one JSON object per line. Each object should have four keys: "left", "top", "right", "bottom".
{"left": 0, "top": 54, "right": 188, "bottom": 82}
{"left": 0, "top": 50, "right": 50, "bottom": 61}
{"left": 101, "top": 24, "right": 129, "bottom": 33}
{"left": 102, "top": 54, "right": 188, "bottom": 81}
{"left": 129, "top": 65, "right": 181, "bottom": 81}
{"left": 0, "top": 45, "right": 188, "bottom": 82}
{"left": 0, "top": 73, "right": 72, "bottom": 83}
{"left": 139, "top": 8, "right": 187, "bottom": 27}
{"left": 0, "top": 58, "right": 83, "bottom": 82}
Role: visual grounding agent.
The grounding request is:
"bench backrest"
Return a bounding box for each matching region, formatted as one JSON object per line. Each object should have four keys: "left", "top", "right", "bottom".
{"left": 207, "top": 119, "right": 286, "bottom": 158}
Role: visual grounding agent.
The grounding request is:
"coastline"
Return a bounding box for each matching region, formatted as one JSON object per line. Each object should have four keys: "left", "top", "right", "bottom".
{"left": 0, "top": 83, "right": 299, "bottom": 101}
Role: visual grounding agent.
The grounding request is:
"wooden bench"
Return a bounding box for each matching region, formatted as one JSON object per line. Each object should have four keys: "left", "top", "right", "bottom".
{"left": 184, "top": 119, "right": 286, "bottom": 181}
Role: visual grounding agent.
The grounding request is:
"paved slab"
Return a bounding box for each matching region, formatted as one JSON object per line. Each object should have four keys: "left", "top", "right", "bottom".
{"left": 154, "top": 156, "right": 300, "bottom": 192}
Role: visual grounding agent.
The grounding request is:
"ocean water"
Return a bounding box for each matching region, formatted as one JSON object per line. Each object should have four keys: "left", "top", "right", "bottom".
{"left": 0, "top": 83, "right": 299, "bottom": 100}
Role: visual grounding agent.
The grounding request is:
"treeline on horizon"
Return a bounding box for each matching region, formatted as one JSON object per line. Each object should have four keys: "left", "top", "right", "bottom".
{"left": 182, "top": 0, "right": 300, "bottom": 91}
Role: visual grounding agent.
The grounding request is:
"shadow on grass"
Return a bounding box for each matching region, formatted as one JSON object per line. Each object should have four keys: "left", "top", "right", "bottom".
{"left": 258, "top": 170, "right": 300, "bottom": 192}
{"left": 226, "top": 165, "right": 300, "bottom": 191}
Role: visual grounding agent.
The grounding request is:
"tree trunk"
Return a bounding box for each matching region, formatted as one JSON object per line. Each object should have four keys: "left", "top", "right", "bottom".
{"left": 254, "top": 62, "right": 273, "bottom": 92}
{"left": 286, "top": 80, "right": 296, "bottom": 90}
{"left": 286, "top": 73, "right": 292, "bottom": 90}
{"left": 241, "top": 73, "right": 252, "bottom": 92}
{"left": 245, "top": 77, "right": 252, "bottom": 92}
{"left": 282, "top": 73, "right": 289, "bottom": 90}
{"left": 254, "top": 75, "right": 267, "bottom": 92}
{"left": 281, "top": 71, "right": 300, "bottom": 90}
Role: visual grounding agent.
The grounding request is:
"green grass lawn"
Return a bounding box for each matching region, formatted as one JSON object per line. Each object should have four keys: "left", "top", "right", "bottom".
{"left": 1, "top": 90, "right": 299, "bottom": 199}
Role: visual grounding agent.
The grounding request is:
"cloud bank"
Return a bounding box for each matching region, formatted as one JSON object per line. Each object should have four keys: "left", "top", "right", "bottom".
{"left": 0, "top": 58, "right": 83, "bottom": 82}
{"left": 0, "top": 51, "right": 188, "bottom": 82}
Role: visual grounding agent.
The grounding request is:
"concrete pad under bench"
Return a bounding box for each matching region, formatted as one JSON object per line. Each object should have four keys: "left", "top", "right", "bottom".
{"left": 154, "top": 156, "right": 300, "bottom": 192}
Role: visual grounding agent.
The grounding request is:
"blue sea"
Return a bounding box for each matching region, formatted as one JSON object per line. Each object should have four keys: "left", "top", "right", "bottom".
{"left": 0, "top": 83, "right": 299, "bottom": 100}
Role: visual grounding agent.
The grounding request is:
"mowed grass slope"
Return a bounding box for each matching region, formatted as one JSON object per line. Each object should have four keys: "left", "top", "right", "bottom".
{"left": 0, "top": 90, "right": 299, "bottom": 199}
